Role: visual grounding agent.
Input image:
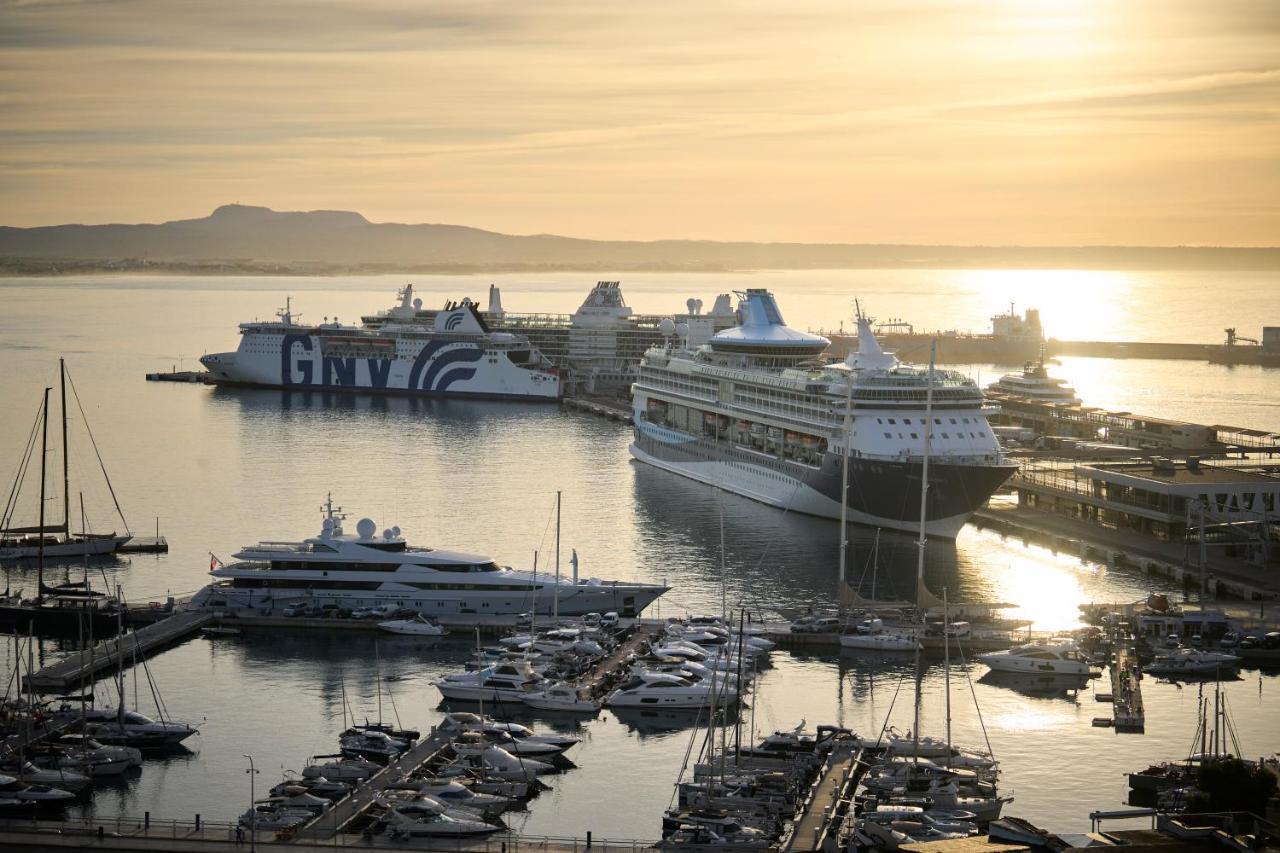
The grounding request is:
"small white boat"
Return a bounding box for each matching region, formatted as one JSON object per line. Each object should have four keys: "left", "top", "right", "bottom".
{"left": 384, "top": 800, "right": 502, "bottom": 837}
{"left": 434, "top": 659, "right": 546, "bottom": 703}
{"left": 80, "top": 707, "right": 198, "bottom": 748}
{"left": 523, "top": 681, "right": 601, "bottom": 713}
{"left": 398, "top": 779, "right": 511, "bottom": 819}
{"left": 339, "top": 729, "right": 407, "bottom": 763}
{"left": 238, "top": 804, "right": 313, "bottom": 831}
{"left": 0, "top": 761, "right": 91, "bottom": 792}
{"left": 448, "top": 740, "right": 555, "bottom": 781}
{"left": 606, "top": 671, "right": 737, "bottom": 710}
{"left": 840, "top": 632, "right": 920, "bottom": 651}
{"left": 302, "top": 756, "right": 378, "bottom": 781}
{"left": 378, "top": 614, "right": 446, "bottom": 637}
{"left": 1144, "top": 649, "right": 1242, "bottom": 676}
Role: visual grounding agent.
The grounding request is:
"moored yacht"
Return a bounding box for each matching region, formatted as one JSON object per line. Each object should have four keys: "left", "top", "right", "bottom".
{"left": 987, "top": 357, "right": 1080, "bottom": 406}
{"left": 191, "top": 496, "right": 667, "bottom": 618}
{"left": 977, "top": 641, "right": 1091, "bottom": 676}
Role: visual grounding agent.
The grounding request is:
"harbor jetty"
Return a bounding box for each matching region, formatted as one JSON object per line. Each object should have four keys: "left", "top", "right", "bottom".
{"left": 1109, "top": 641, "right": 1146, "bottom": 733}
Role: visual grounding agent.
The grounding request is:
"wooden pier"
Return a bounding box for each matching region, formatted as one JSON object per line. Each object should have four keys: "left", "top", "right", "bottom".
{"left": 1110, "top": 642, "right": 1145, "bottom": 733}
{"left": 23, "top": 610, "right": 213, "bottom": 692}
{"left": 782, "top": 742, "right": 863, "bottom": 853}
{"left": 117, "top": 536, "right": 168, "bottom": 554}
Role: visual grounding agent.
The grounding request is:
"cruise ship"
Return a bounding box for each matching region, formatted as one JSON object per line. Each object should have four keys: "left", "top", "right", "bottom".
{"left": 190, "top": 498, "right": 668, "bottom": 618}
{"left": 200, "top": 287, "right": 559, "bottom": 400}
{"left": 629, "top": 290, "right": 1016, "bottom": 538}
{"left": 987, "top": 357, "right": 1081, "bottom": 405}
{"left": 363, "top": 281, "right": 737, "bottom": 394}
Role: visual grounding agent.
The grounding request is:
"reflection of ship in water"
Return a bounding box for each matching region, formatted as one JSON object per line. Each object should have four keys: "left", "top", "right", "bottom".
{"left": 977, "top": 669, "right": 1092, "bottom": 701}
{"left": 826, "top": 302, "right": 1044, "bottom": 365}
{"left": 364, "top": 282, "right": 737, "bottom": 394}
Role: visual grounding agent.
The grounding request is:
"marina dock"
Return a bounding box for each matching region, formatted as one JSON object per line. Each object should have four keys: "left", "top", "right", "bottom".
{"left": 117, "top": 536, "right": 169, "bottom": 554}
{"left": 1109, "top": 642, "right": 1146, "bottom": 733}
{"left": 781, "top": 742, "right": 864, "bottom": 853}
{"left": 23, "top": 610, "right": 213, "bottom": 692}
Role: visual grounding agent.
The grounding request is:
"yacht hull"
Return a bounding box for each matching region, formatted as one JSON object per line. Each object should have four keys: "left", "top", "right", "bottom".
{"left": 630, "top": 422, "right": 1014, "bottom": 539}
{"left": 0, "top": 534, "right": 127, "bottom": 561}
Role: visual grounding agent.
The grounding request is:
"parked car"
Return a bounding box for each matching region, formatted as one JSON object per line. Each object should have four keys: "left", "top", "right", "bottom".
{"left": 1165, "top": 633, "right": 1181, "bottom": 648}
{"left": 600, "top": 611, "right": 620, "bottom": 628}
{"left": 1264, "top": 632, "right": 1280, "bottom": 649}
{"left": 1239, "top": 634, "right": 1262, "bottom": 649}
{"left": 283, "top": 603, "right": 307, "bottom": 617}
{"left": 1189, "top": 634, "right": 1202, "bottom": 646}
{"left": 1219, "top": 632, "right": 1240, "bottom": 648}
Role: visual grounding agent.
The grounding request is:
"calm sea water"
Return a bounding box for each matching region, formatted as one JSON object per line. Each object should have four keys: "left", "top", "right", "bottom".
{"left": 0, "top": 271, "right": 1276, "bottom": 837}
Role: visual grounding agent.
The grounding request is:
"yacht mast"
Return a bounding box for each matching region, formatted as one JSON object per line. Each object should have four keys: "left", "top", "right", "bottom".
{"left": 944, "top": 587, "right": 952, "bottom": 767}
{"left": 60, "top": 359, "right": 70, "bottom": 536}
{"left": 837, "top": 369, "right": 854, "bottom": 599}
{"left": 912, "top": 339, "right": 938, "bottom": 762}
{"left": 553, "top": 491, "right": 561, "bottom": 623}
{"left": 37, "top": 387, "right": 50, "bottom": 605}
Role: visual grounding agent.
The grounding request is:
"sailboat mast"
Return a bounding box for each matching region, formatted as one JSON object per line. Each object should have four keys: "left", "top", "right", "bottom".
{"left": 37, "top": 387, "right": 51, "bottom": 605}
{"left": 719, "top": 502, "right": 727, "bottom": 619}
{"left": 838, "top": 371, "right": 854, "bottom": 596}
{"left": 553, "top": 491, "right": 561, "bottom": 623}
{"left": 944, "top": 587, "right": 952, "bottom": 767}
{"left": 911, "top": 339, "right": 938, "bottom": 763}
{"left": 60, "top": 358, "right": 70, "bottom": 535}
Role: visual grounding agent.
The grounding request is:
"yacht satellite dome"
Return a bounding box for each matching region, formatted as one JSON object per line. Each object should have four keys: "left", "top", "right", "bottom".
{"left": 383, "top": 529, "right": 393, "bottom": 540}
{"left": 356, "top": 517, "right": 377, "bottom": 539}
{"left": 413, "top": 298, "right": 422, "bottom": 310}
{"left": 675, "top": 322, "right": 689, "bottom": 337}
{"left": 658, "top": 317, "right": 677, "bottom": 336}
{"left": 322, "top": 517, "right": 335, "bottom": 531}
{"left": 391, "top": 526, "right": 401, "bottom": 537}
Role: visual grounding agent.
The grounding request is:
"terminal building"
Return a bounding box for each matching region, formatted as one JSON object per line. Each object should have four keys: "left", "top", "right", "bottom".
{"left": 1011, "top": 457, "right": 1279, "bottom": 566}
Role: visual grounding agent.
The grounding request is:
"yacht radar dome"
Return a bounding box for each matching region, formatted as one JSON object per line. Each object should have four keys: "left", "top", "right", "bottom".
{"left": 356, "top": 518, "right": 377, "bottom": 539}
{"left": 658, "top": 317, "right": 677, "bottom": 337}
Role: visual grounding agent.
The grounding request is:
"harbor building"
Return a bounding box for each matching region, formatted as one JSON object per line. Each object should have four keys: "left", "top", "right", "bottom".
{"left": 1011, "top": 458, "right": 1279, "bottom": 565}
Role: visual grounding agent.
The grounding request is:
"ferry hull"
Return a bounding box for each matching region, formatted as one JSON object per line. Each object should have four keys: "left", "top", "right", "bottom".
{"left": 200, "top": 340, "right": 559, "bottom": 401}
{"left": 630, "top": 421, "right": 1014, "bottom": 539}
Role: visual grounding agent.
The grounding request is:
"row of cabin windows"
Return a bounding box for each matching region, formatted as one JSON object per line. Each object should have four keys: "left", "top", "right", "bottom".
{"left": 267, "top": 560, "right": 500, "bottom": 573}
{"left": 233, "top": 578, "right": 536, "bottom": 591}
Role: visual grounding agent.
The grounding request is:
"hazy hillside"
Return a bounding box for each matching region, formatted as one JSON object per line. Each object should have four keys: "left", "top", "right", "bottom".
{"left": 1, "top": 204, "right": 1277, "bottom": 273}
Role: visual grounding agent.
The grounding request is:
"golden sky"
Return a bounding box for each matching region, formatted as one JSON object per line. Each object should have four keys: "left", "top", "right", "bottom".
{"left": 2, "top": 0, "right": 1277, "bottom": 245}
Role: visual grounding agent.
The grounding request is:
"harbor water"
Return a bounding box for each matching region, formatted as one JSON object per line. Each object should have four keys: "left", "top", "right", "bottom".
{"left": 0, "top": 270, "right": 1277, "bottom": 837}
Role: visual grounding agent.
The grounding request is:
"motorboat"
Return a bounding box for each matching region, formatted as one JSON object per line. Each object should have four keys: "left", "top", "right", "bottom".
{"left": 302, "top": 756, "right": 378, "bottom": 781}
{"left": 339, "top": 729, "right": 408, "bottom": 763}
{"left": 522, "top": 681, "right": 601, "bottom": 713}
{"left": 239, "top": 804, "right": 313, "bottom": 831}
{"left": 0, "top": 778, "right": 77, "bottom": 808}
{"left": 378, "top": 614, "right": 446, "bottom": 637}
{"left": 80, "top": 707, "right": 198, "bottom": 748}
{"left": 606, "top": 672, "right": 737, "bottom": 709}
{"left": 1144, "top": 649, "right": 1242, "bottom": 677}
{"left": 270, "top": 777, "right": 352, "bottom": 801}
{"left": 434, "top": 659, "right": 546, "bottom": 704}
{"left": 446, "top": 741, "right": 556, "bottom": 781}
{"left": 0, "top": 761, "right": 91, "bottom": 792}
{"left": 383, "top": 800, "right": 502, "bottom": 837}
{"left": 977, "top": 641, "right": 1091, "bottom": 675}
{"left": 395, "top": 779, "right": 511, "bottom": 819}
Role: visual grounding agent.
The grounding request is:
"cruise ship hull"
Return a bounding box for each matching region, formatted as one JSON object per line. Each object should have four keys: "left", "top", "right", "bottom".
{"left": 200, "top": 340, "right": 558, "bottom": 401}
{"left": 630, "top": 420, "right": 1014, "bottom": 539}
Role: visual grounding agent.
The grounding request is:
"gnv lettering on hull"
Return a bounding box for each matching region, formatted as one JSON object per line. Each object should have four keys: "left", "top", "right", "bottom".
{"left": 281, "top": 334, "right": 314, "bottom": 386}
{"left": 366, "top": 358, "right": 392, "bottom": 389}
{"left": 322, "top": 356, "right": 357, "bottom": 386}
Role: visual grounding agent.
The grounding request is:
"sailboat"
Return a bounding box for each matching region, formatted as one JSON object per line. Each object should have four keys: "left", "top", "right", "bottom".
{"left": 1, "top": 360, "right": 131, "bottom": 561}
{"left": 0, "top": 367, "right": 130, "bottom": 637}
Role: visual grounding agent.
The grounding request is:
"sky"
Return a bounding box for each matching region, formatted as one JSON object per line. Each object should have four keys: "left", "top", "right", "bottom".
{"left": 1, "top": 0, "right": 1277, "bottom": 245}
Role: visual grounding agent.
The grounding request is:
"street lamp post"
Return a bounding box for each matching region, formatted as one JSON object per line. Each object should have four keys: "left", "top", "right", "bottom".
{"left": 243, "top": 754, "right": 259, "bottom": 852}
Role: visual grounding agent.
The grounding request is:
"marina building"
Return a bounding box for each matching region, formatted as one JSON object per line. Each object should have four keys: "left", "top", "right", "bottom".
{"left": 1011, "top": 458, "right": 1280, "bottom": 566}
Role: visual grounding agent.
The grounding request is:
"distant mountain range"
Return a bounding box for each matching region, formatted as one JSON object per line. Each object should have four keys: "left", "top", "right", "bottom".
{"left": 1, "top": 204, "right": 1276, "bottom": 273}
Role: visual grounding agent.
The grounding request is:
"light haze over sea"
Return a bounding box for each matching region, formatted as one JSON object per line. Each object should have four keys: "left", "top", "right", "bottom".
{"left": 0, "top": 269, "right": 1277, "bottom": 837}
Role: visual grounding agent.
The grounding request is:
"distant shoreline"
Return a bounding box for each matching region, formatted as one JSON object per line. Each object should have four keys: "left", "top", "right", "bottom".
{"left": 4, "top": 257, "right": 1279, "bottom": 276}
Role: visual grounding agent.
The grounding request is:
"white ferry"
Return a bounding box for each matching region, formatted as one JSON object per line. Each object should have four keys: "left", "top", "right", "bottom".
{"left": 629, "top": 290, "right": 1016, "bottom": 538}
{"left": 190, "top": 498, "right": 667, "bottom": 618}
{"left": 200, "top": 286, "right": 559, "bottom": 400}
{"left": 987, "top": 357, "right": 1081, "bottom": 405}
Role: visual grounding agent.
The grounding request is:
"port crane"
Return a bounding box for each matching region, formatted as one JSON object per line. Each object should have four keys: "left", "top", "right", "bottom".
{"left": 1223, "top": 327, "right": 1259, "bottom": 347}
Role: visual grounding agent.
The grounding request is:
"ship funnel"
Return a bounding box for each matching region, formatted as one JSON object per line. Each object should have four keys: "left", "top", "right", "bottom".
{"left": 846, "top": 303, "right": 898, "bottom": 370}
{"left": 488, "top": 284, "right": 505, "bottom": 316}
{"left": 709, "top": 294, "right": 734, "bottom": 317}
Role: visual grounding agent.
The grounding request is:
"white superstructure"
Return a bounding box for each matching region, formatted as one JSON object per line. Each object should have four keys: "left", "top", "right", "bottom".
{"left": 200, "top": 286, "right": 559, "bottom": 400}
{"left": 190, "top": 497, "right": 667, "bottom": 618}
{"left": 987, "top": 358, "right": 1080, "bottom": 406}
